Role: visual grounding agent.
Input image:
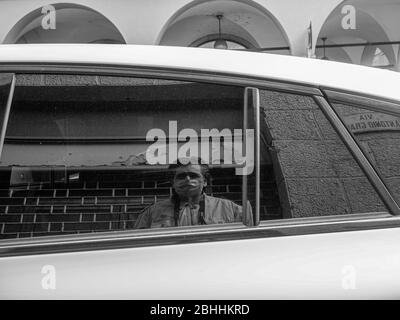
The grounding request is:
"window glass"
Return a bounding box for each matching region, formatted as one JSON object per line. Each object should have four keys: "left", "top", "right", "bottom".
{"left": 0, "top": 74, "right": 256, "bottom": 239}
{"left": 260, "top": 90, "right": 388, "bottom": 219}
{"left": 331, "top": 101, "right": 400, "bottom": 207}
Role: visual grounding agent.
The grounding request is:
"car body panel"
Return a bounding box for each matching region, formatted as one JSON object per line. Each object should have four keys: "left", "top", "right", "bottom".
{"left": 1, "top": 44, "right": 400, "bottom": 299}
{"left": 1, "top": 44, "right": 400, "bottom": 102}
{"left": 1, "top": 226, "right": 400, "bottom": 299}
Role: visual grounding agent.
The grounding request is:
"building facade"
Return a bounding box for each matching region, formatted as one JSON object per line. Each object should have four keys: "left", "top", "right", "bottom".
{"left": 1, "top": 0, "right": 400, "bottom": 70}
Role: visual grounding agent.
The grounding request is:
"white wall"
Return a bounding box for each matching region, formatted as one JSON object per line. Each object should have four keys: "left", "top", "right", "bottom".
{"left": 0, "top": 0, "right": 344, "bottom": 57}
{"left": 1, "top": 0, "right": 399, "bottom": 65}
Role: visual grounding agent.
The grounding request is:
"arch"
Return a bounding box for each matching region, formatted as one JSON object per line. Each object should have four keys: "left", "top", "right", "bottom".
{"left": 156, "top": 0, "right": 291, "bottom": 54}
{"left": 3, "top": 3, "right": 126, "bottom": 44}
{"left": 316, "top": 0, "right": 400, "bottom": 67}
{"left": 361, "top": 46, "right": 391, "bottom": 68}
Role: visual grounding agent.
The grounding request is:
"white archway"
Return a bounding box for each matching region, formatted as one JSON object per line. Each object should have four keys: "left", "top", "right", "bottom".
{"left": 157, "top": 0, "right": 291, "bottom": 55}
{"left": 3, "top": 3, "right": 126, "bottom": 44}
{"left": 316, "top": 0, "right": 400, "bottom": 68}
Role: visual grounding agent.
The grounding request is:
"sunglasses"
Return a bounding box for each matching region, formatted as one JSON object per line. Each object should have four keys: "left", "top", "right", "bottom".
{"left": 174, "top": 172, "right": 203, "bottom": 180}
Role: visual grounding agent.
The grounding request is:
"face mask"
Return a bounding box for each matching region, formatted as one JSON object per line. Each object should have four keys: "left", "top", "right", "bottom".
{"left": 173, "top": 170, "right": 205, "bottom": 198}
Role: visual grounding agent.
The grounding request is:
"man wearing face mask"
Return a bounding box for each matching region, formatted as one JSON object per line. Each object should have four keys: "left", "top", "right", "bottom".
{"left": 134, "top": 157, "right": 253, "bottom": 228}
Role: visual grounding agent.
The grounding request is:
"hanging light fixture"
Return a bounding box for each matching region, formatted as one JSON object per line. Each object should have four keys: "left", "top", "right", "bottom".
{"left": 321, "top": 37, "right": 329, "bottom": 60}
{"left": 214, "top": 14, "right": 228, "bottom": 49}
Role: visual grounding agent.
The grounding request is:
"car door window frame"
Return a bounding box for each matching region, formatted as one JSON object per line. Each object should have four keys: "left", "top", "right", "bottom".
{"left": 0, "top": 65, "right": 399, "bottom": 257}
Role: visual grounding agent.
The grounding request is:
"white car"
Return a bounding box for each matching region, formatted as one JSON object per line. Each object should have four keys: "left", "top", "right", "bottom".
{"left": 0, "top": 44, "right": 400, "bottom": 299}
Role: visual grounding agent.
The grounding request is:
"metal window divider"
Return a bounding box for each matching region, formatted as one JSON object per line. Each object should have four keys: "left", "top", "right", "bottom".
{"left": 253, "top": 88, "right": 260, "bottom": 226}
{"left": 243, "top": 87, "right": 260, "bottom": 226}
{"left": 0, "top": 73, "right": 15, "bottom": 159}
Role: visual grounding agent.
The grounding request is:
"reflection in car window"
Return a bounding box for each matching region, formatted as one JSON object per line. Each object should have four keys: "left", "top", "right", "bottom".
{"left": 332, "top": 102, "right": 400, "bottom": 207}
{"left": 134, "top": 158, "right": 253, "bottom": 228}
{"left": 260, "top": 90, "right": 388, "bottom": 219}
{"left": 0, "top": 74, "right": 257, "bottom": 239}
{"left": 0, "top": 74, "right": 14, "bottom": 154}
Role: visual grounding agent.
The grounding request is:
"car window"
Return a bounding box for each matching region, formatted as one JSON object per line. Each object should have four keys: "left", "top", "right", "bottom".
{"left": 330, "top": 100, "right": 400, "bottom": 207}
{"left": 0, "top": 73, "right": 391, "bottom": 240}
{"left": 0, "top": 74, "right": 257, "bottom": 239}
{"left": 0, "top": 74, "right": 14, "bottom": 153}
{"left": 259, "top": 89, "right": 388, "bottom": 219}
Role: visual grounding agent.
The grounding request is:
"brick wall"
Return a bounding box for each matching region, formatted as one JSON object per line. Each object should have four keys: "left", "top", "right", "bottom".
{"left": 0, "top": 166, "right": 280, "bottom": 239}
{"left": 0, "top": 169, "right": 162, "bottom": 239}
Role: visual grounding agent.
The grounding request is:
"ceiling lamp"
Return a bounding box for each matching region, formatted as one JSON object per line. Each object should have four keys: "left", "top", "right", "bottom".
{"left": 214, "top": 15, "right": 228, "bottom": 49}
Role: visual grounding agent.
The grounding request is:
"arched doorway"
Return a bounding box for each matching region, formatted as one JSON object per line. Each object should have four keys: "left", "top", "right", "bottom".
{"left": 317, "top": 0, "right": 400, "bottom": 69}
{"left": 3, "top": 3, "right": 125, "bottom": 44}
{"left": 158, "top": 0, "right": 291, "bottom": 55}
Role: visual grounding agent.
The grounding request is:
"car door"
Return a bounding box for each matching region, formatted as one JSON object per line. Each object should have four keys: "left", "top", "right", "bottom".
{"left": 1, "top": 65, "right": 400, "bottom": 299}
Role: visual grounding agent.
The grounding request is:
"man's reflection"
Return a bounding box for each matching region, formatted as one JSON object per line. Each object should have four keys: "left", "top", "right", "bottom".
{"left": 134, "top": 158, "right": 253, "bottom": 228}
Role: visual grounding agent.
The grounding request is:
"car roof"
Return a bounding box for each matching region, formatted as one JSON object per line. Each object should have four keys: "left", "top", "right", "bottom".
{"left": 1, "top": 44, "right": 400, "bottom": 103}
